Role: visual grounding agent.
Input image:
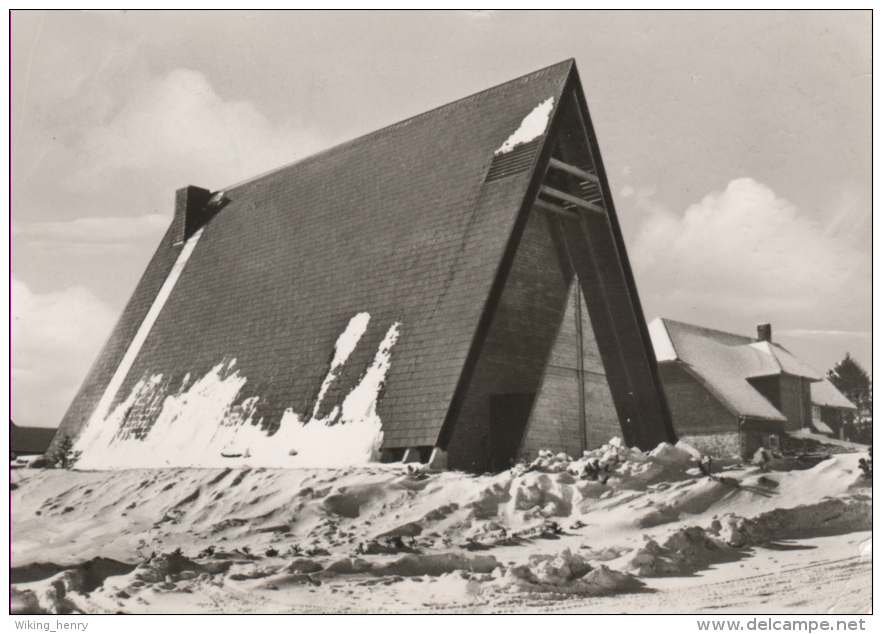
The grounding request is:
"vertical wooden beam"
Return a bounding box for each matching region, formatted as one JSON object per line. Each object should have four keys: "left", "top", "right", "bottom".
{"left": 557, "top": 213, "right": 645, "bottom": 447}
{"left": 565, "top": 74, "right": 676, "bottom": 447}
{"left": 574, "top": 282, "right": 587, "bottom": 453}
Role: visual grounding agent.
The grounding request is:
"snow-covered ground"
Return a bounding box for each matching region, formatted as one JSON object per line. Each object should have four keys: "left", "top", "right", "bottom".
{"left": 10, "top": 440, "right": 872, "bottom": 614}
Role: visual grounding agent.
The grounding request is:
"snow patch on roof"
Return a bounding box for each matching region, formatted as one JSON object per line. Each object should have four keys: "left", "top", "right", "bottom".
{"left": 311, "top": 312, "right": 370, "bottom": 419}
{"left": 332, "top": 312, "right": 371, "bottom": 368}
{"left": 648, "top": 318, "right": 678, "bottom": 362}
{"left": 73, "top": 319, "right": 403, "bottom": 469}
{"left": 745, "top": 341, "right": 822, "bottom": 380}
{"left": 494, "top": 97, "right": 555, "bottom": 155}
{"left": 91, "top": 227, "right": 205, "bottom": 423}
{"left": 789, "top": 427, "right": 867, "bottom": 450}
{"left": 341, "top": 321, "right": 400, "bottom": 424}
{"left": 653, "top": 318, "right": 787, "bottom": 421}
{"left": 74, "top": 360, "right": 253, "bottom": 469}
{"left": 278, "top": 321, "right": 402, "bottom": 468}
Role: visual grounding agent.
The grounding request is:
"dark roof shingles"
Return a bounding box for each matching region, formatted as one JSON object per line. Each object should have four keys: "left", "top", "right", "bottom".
{"left": 100, "top": 61, "right": 574, "bottom": 449}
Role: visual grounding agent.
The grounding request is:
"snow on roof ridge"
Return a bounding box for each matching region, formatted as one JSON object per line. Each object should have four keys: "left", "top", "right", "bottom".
{"left": 745, "top": 340, "right": 784, "bottom": 372}
{"left": 659, "top": 317, "right": 755, "bottom": 345}
{"left": 745, "top": 340, "right": 823, "bottom": 380}
{"left": 494, "top": 96, "right": 555, "bottom": 155}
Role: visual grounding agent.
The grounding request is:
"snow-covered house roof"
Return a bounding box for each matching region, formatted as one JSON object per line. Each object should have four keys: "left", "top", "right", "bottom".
{"left": 742, "top": 341, "right": 822, "bottom": 380}
{"left": 811, "top": 378, "right": 858, "bottom": 411}
{"left": 649, "top": 319, "right": 786, "bottom": 421}
{"left": 53, "top": 60, "right": 674, "bottom": 471}
{"left": 649, "top": 318, "right": 823, "bottom": 423}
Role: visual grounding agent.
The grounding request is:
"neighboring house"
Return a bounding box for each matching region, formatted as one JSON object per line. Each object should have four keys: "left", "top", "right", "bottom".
{"left": 10, "top": 421, "right": 56, "bottom": 459}
{"left": 810, "top": 379, "right": 857, "bottom": 439}
{"left": 648, "top": 319, "right": 825, "bottom": 457}
{"left": 52, "top": 60, "right": 674, "bottom": 473}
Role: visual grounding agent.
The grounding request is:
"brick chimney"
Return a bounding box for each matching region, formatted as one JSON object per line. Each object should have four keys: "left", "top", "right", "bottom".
{"left": 174, "top": 185, "right": 212, "bottom": 242}
{"left": 757, "top": 323, "right": 772, "bottom": 342}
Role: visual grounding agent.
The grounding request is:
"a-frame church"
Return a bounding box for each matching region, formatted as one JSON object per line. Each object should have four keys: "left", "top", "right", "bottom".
{"left": 52, "top": 60, "right": 675, "bottom": 472}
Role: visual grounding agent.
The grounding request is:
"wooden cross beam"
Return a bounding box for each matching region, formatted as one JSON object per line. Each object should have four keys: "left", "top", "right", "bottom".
{"left": 533, "top": 198, "right": 581, "bottom": 219}
{"left": 548, "top": 158, "right": 600, "bottom": 185}
{"left": 539, "top": 185, "right": 606, "bottom": 215}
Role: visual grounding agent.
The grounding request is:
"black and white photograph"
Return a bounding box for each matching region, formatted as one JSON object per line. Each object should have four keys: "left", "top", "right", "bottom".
{"left": 8, "top": 10, "right": 873, "bottom": 619}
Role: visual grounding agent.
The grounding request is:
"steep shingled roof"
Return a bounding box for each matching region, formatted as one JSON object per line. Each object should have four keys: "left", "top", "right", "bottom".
{"left": 648, "top": 318, "right": 824, "bottom": 421}
{"left": 55, "top": 61, "right": 570, "bottom": 449}
{"left": 55, "top": 59, "right": 673, "bottom": 469}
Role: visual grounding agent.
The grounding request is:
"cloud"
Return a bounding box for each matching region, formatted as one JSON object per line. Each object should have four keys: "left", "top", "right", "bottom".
{"left": 13, "top": 66, "right": 334, "bottom": 313}
{"left": 777, "top": 329, "right": 872, "bottom": 339}
{"left": 64, "top": 68, "right": 332, "bottom": 196}
{"left": 11, "top": 278, "right": 118, "bottom": 427}
{"left": 13, "top": 214, "right": 170, "bottom": 248}
{"left": 631, "top": 178, "right": 870, "bottom": 327}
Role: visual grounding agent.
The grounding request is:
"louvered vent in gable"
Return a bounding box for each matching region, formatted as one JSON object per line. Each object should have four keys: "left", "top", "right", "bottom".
{"left": 579, "top": 178, "right": 605, "bottom": 207}
{"left": 485, "top": 138, "right": 541, "bottom": 183}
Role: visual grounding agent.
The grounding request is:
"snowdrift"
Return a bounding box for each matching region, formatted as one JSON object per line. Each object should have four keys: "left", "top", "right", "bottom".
{"left": 11, "top": 440, "right": 872, "bottom": 614}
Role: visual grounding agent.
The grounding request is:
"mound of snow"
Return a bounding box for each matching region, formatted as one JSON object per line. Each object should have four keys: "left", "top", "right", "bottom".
{"left": 517, "top": 438, "right": 701, "bottom": 490}
{"left": 11, "top": 438, "right": 874, "bottom": 614}
{"left": 372, "top": 553, "right": 499, "bottom": 577}
{"left": 624, "top": 527, "right": 736, "bottom": 577}
{"left": 721, "top": 497, "right": 872, "bottom": 542}
{"left": 624, "top": 495, "right": 873, "bottom": 579}
{"left": 502, "top": 548, "right": 643, "bottom": 595}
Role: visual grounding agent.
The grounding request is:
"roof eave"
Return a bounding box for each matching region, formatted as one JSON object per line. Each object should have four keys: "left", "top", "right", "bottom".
{"left": 676, "top": 360, "right": 787, "bottom": 423}
{"left": 745, "top": 370, "right": 823, "bottom": 382}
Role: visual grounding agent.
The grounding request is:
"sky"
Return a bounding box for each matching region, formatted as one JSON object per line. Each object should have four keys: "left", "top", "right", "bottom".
{"left": 9, "top": 10, "right": 872, "bottom": 429}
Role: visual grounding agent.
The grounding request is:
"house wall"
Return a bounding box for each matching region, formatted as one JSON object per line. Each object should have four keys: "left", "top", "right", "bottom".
{"left": 11, "top": 425, "right": 58, "bottom": 456}
{"left": 741, "top": 418, "right": 785, "bottom": 457}
{"left": 657, "top": 363, "right": 738, "bottom": 435}
{"left": 656, "top": 364, "right": 786, "bottom": 458}
{"left": 747, "top": 375, "right": 781, "bottom": 412}
{"left": 446, "top": 210, "right": 573, "bottom": 472}
{"left": 519, "top": 366, "right": 580, "bottom": 460}
{"left": 583, "top": 373, "right": 621, "bottom": 450}
{"left": 517, "top": 280, "right": 619, "bottom": 461}
{"left": 746, "top": 374, "right": 813, "bottom": 432}
{"left": 819, "top": 406, "right": 849, "bottom": 439}
{"left": 778, "top": 375, "right": 813, "bottom": 431}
